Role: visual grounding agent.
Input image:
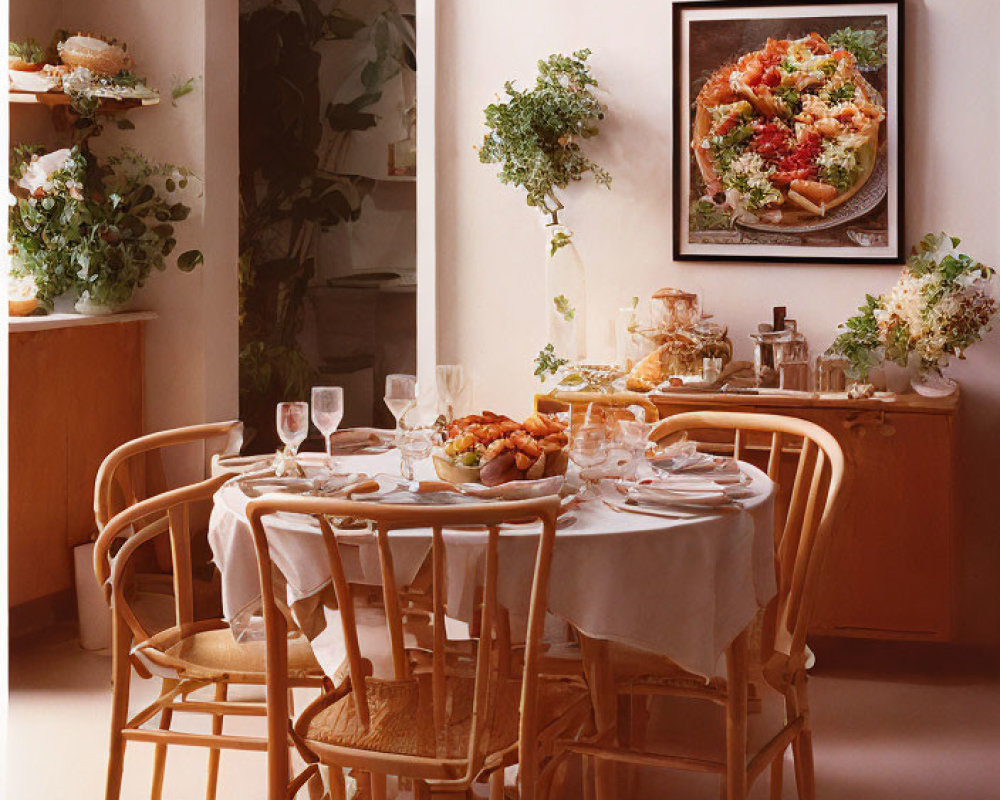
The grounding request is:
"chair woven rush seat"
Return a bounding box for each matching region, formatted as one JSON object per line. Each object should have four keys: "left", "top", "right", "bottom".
{"left": 134, "top": 619, "right": 321, "bottom": 682}
{"left": 247, "top": 492, "right": 595, "bottom": 799}
{"left": 299, "top": 673, "right": 585, "bottom": 765}
{"left": 93, "top": 422, "right": 330, "bottom": 800}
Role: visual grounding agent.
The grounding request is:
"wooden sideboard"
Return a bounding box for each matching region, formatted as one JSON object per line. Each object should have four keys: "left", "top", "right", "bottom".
{"left": 8, "top": 312, "right": 152, "bottom": 624}
{"left": 538, "top": 389, "right": 958, "bottom": 642}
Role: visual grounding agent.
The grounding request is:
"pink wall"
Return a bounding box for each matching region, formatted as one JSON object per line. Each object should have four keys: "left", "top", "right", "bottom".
{"left": 433, "top": 0, "right": 1000, "bottom": 642}
{"left": 9, "top": 0, "right": 240, "bottom": 443}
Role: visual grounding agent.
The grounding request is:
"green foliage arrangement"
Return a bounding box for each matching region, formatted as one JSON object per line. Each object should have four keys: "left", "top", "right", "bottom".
{"left": 9, "top": 38, "right": 45, "bottom": 64}
{"left": 828, "top": 26, "right": 888, "bottom": 69}
{"left": 831, "top": 233, "right": 997, "bottom": 379}
{"left": 479, "top": 49, "right": 611, "bottom": 253}
{"left": 534, "top": 343, "right": 569, "bottom": 380}
{"left": 9, "top": 145, "right": 202, "bottom": 310}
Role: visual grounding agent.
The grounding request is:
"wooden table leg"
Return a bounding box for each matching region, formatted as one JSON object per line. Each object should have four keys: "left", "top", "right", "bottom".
{"left": 725, "top": 631, "right": 749, "bottom": 800}
{"left": 579, "top": 634, "right": 617, "bottom": 800}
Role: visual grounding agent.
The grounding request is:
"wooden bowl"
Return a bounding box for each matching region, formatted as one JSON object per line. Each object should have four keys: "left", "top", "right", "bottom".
{"left": 432, "top": 455, "right": 481, "bottom": 484}
{"left": 8, "top": 297, "right": 39, "bottom": 317}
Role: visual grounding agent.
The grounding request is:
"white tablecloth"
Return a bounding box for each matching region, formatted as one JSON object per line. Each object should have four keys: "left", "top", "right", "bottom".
{"left": 208, "top": 451, "right": 775, "bottom": 679}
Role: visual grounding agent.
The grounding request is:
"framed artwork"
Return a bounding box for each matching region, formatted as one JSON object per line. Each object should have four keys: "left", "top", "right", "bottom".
{"left": 673, "top": 0, "right": 904, "bottom": 262}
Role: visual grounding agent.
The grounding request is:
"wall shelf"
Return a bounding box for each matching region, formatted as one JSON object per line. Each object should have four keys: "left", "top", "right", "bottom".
{"left": 9, "top": 90, "right": 159, "bottom": 111}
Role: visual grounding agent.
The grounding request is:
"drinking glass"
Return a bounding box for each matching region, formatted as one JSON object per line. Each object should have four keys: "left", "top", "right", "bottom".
{"left": 276, "top": 401, "right": 309, "bottom": 456}
{"left": 384, "top": 374, "right": 417, "bottom": 426}
{"left": 435, "top": 364, "right": 465, "bottom": 421}
{"left": 616, "top": 419, "right": 652, "bottom": 482}
{"left": 569, "top": 424, "right": 609, "bottom": 501}
{"left": 311, "top": 386, "right": 344, "bottom": 470}
{"left": 397, "top": 410, "right": 437, "bottom": 482}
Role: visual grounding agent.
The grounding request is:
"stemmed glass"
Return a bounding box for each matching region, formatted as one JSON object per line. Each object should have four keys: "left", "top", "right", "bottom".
{"left": 435, "top": 364, "right": 465, "bottom": 421}
{"left": 616, "top": 420, "right": 652, "bottom": 483}
{"left": 569, "top": 424, "right": 609, "bottom": 501}
{"left": 311, "top": 386, "right": 344, "bottom": 471}
{"left": 384, "top": 374, "right": 417, "bottom": 426}
{"left": 276, "top": 401, "right": 309, "bottom": 463}
{"left": 396, "top": 409, "right": 437, "bottom": 482}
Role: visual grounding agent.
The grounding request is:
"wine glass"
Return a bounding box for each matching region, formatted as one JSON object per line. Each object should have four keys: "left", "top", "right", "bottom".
{"left": 616, "top": 419, "right": 652, "bottom": 483}
{"left": 569, "top": 424, "right": 609, "bottom": 501}
{"left": 397, "top": 409, "right": 436, "bottom": 483}
{"left": 384, "top": 374, "right": 417, "bottom": 427}
{"left": 276, "top": 401, "right": 309, "bottom": 457}
{"left": 435, "top": 364, "right": 465, "bottom": 421}
{"left": 311, "top": 386, "right": 344, "bottom": 471}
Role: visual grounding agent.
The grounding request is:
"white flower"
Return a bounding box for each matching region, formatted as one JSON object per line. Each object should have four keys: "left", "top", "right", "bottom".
{"left": 8, "top": 273, "right": 38, "bottom": 301}
{"left": 16, "top": 148, "right": 73, "bottom": 196}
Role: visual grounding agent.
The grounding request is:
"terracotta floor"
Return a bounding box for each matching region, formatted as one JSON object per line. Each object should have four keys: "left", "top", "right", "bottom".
{"left": 6, "top": 627, "right": 999, "bottom": 800}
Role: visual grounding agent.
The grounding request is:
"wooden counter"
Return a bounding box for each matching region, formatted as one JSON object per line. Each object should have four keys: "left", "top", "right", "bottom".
{"left": 539, "top": 388, "right": 959, "bottom": 642}
{"left": 8, "top": 312, "right": 153, "bottom": 621}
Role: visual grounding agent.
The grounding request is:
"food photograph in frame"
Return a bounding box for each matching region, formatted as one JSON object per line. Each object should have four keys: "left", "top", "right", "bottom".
{"left": 673, "top": 0, "right": 904, "bottom": 262}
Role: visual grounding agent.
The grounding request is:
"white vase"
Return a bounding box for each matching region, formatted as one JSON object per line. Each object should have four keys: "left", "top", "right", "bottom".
{"left": 911, "top": 367, "right": 957, "bottom": 398}
{"left": 74, "top": 293, "right": 116, "bottom": 316}
{"left": 880, "top": 352, "right": 921, "bottom": 394}
{"left": 544, "top": 225, "right": 586, "bottom": 362}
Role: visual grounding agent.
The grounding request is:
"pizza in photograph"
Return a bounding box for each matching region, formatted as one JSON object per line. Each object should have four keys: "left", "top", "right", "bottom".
{"left": 692, "top": 32, "right": 886, "bottom": 228}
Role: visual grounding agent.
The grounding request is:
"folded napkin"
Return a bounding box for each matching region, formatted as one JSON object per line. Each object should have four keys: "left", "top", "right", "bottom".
{"left": 628, "top": 477, "right": 751, "bottom": 509}
{"left": 458, "top": 476, "right": 564, "bottom": 501}
{"left": 648, "top": 451, "right": 741, "bottom": 476}
{"left": 329, "top": 428, "right": 395, "bottom": 454}
{"left": 314, "top": 472, "right": 371, "bottom": 496}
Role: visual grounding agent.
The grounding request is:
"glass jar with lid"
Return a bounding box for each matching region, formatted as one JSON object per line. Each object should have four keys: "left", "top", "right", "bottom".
{"left": 650, "top": 288, "right": 700, "bottom": 331}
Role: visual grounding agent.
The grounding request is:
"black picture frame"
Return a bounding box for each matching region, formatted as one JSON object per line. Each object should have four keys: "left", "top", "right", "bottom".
{"left": 672, "top": 0, "right": 905, "bottom": 263}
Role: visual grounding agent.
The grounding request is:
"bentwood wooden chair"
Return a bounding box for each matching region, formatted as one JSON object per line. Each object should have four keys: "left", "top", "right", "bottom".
{"left": 95, "top": 420, "right": 244, "bottom": 529}
{"left": 570, "top": 411, "right": 844, "bottom": 800}
{"left": 94, "top": 421, "right": 246, "bottom": 630}
{"left": 93, "top": 474, "right": 328, "bottom": 800}
{"left": 246, "top": 492, "right": 594, "bottom": 800}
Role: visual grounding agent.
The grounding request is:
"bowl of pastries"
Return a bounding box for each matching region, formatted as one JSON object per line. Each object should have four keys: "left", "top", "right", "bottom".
{"left": 433, "top": 411, "right": 570, "bottom": 486}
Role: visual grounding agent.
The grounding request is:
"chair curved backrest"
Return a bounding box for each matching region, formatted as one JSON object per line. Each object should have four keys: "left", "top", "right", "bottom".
{"left": 94, "top": 473, "right": 232, "bottom": 645}
{"left": 648, "top": 411, "right": 845, "bottom": 673}
{"left": 246, "top": 491, "right": 562, "bottom": 800}
{"left": 94, "top": 420, "right": 243, "bottom": 531}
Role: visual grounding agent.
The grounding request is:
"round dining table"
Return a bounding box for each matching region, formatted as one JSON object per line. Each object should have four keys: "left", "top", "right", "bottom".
{"left": 207, "top": 446, "right": 776, "bottom": 799}
{"left": 208, "top": 448, "right": 775, "bottom": 675}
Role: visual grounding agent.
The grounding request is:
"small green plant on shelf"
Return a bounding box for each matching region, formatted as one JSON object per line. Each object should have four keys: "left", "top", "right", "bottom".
{"left": 9, "top": 145, "right": 202, "bottom": 312}
{"left": 8, "top": 39, "right": 46, "bottom": 66}
{"left": 478, "top": 49, "right": 611, "bottom": 254}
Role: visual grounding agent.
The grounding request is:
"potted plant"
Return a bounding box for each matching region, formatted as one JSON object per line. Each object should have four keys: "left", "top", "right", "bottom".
{"left": 831, "top": 233, "right": 997, "bottom": 395}
{"left": 479, "top": 49, "right": 611, "bottom": 373}
{"left": 9, "top": 144, "right": 202, "bottom": 314}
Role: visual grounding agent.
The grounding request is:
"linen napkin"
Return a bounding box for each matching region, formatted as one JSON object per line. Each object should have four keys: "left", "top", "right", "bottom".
{"left": 457, "top": 476, "right": 564, "bottom": 500}
{"left": 628, "top": 476, "right": 752, "bottom": 509}
{"left": 329, "top": 428, "right": 395, "bottom": 454}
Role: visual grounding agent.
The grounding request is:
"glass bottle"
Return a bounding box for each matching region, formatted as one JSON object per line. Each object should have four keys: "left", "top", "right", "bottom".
{"left": 775, "top": 321, "right": 810, "bottom": 390}
{"left": 749, "top": 324, "right": 782, "bottom": 388}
